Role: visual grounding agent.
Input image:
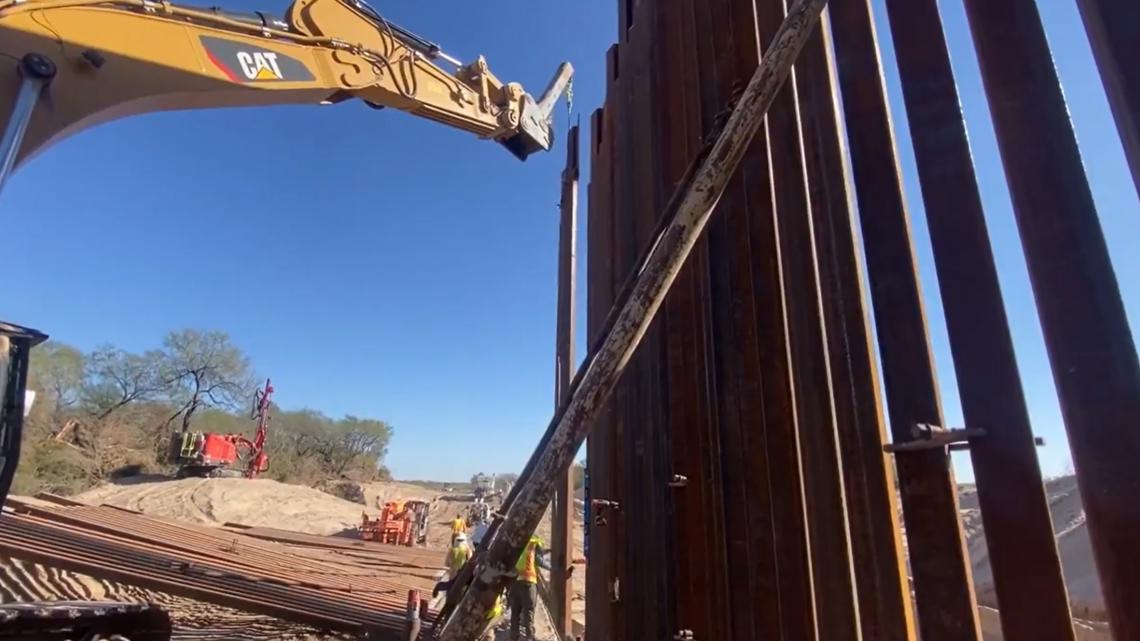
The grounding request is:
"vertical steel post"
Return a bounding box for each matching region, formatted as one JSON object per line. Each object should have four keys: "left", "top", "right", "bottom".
{"left": 434, "top": 2, "right": 827, "bottom": 638}
{"left": 827, "top": 0, "right": 981, "bottom": 638}
{"left": 584, "top": 95, "right": 618, "bottom": 641}
{"left": 551, "top": 124, "right": 580, "bottom": 640}
{"left": 0, "top": 54, "right": 55, "bottom": 198}
{"left": 796, "top": 11, "right": 916, "bottom": 639}
{"left": 1076, "top": 0, "right": 1140, "bottom": 199}
{"left": 962, "top": 2, "right": 1140, "bottom": 639}
{"left": 881, "top": 1, "right": 1076, "bottom": 640}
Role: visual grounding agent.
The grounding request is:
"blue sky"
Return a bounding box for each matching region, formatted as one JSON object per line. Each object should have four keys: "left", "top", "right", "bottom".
{"left": 3, "top": 1, "right": 1136, "bottom": 483}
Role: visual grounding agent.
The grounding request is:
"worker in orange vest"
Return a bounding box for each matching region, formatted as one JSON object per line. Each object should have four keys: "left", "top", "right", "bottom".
{"left": 508, "top": 534, "right": 547, "bottom": 641}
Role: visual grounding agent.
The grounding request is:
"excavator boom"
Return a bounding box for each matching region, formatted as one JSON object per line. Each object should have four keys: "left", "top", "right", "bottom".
{"left": 0, "top": 0, "right": 573, "bottom": 173}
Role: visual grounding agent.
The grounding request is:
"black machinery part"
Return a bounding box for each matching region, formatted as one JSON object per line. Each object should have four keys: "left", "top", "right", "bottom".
{"left": 0, "top": 601, "right": 173, "bottom": 641}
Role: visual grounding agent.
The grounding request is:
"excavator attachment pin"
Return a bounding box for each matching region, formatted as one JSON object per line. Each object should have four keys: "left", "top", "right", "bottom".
{"left": 501, "top": 62, "right": 574, "bottom": 161}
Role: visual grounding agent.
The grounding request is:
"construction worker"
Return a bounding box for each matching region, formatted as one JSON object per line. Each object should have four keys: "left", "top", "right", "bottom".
{"left": 451, "top": 513, "right": 467, "bottom": 541}
{"left": 445, "top": 532, "right": 472, "bottom": 580}
{"left": 481, "top": 589, "right": 505, "bottom": 641}
{"left": 509, "top": 534, "right": 547, "bottom": 641}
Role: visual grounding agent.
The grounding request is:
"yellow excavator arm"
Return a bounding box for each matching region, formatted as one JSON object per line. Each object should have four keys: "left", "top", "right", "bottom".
{"left": 0, "top": 0, "right": 573, "bottom": 172}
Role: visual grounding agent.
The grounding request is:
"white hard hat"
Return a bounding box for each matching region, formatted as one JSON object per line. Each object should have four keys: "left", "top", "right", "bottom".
{"left": 455, "top": 533, "right": 468, "bottom": 543}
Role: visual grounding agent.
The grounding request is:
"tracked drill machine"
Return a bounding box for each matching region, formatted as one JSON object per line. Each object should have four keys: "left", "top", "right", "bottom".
{"left": 167, "top": 378, "right": 274, "bottom": 479}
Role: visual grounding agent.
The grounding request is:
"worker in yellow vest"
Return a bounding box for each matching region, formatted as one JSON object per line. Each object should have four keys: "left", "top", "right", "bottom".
{"left": 445, "top": 532, "right": 471, "bottom": 580}
{"left": 451, "top": 513, "right": 468, "bottom": 542}
{"left": 509, "top": 534, "right": 547, "bottom": 641}
{"left": 481, "top": 589, "right": 504, "bottom": 641}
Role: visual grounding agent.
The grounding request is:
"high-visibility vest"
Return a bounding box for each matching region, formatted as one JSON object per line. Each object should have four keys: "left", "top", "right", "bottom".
{"left": 515, "top": 536, "right": 543, "bottom": 583}
{"left": 488, "top": 593, "right": 503, "bottom": 620}
{"left": 452, "top": 517, "right": 467, "bottom": 534}
{"left": 446, "top": 545, "right": 470, "bottom": 577}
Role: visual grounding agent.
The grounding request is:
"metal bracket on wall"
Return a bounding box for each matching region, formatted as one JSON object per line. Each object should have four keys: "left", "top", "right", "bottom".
{"left": 883, "top": 422, "right": 986, "bottom": 453}
{"left": 947, "top": 435, "right": 1046, "bottom": 453}
{"left": 591, "top": 499, "right": 620, "bottom": 526}
{"left": 884, "top": 422, "right": 1048, "bottom": 454}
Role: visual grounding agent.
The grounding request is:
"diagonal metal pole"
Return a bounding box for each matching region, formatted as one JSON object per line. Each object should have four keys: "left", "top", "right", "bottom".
{"left": 434, "top": 1, "right": 828, "bottom": 638}
{"left": 0, "top": 54, "right": 55, "bottom": 199}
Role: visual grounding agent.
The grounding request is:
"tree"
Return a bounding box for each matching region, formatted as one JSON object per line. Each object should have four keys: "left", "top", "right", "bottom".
{"left": 14, "top": 329, "right": 399, "bottom": 496}
{"left": 268, "top": 409, "right": 394, "bottom": 483}
{"left": 160, "top": 330, "right": 254, "bottom": 433}
{"left": 82, "top": 347, "right": 167, "bottom": 419}
{"left": 273, "top": 408, "right": 337, "bottom": 459}
{"left": 330, "top": 416, "right": 392, "bottom": 476}
{"left": 28, "top": 342, "right": 85, "bottom": 421}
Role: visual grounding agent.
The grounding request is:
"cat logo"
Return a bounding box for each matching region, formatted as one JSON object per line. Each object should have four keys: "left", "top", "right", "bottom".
{"left": 236, "top": 51, "right": 283, "bottom": 81}
{"left": 200, "top": 35, "right": 315, "bottom": 84}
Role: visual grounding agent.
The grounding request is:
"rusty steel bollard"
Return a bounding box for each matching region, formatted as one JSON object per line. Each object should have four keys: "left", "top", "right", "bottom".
{"left": 404, "top": 589, "right": 422, "bottom": 641}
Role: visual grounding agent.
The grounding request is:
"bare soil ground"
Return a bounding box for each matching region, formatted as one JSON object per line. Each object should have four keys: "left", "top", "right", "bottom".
{"left": 893, "top": 474, "right": 1109, "bottom": 640}
{"left": 978, "top": 606, "right": 1112, "bottom": 641}
{"left": 77, "top": 476, "right": 370, "bottom": 534}
{"left": 962, "top": 475, "right": 1106, "bottom": 624}
{"left": 361, "top": 481, "right": 440, "bottom": 509}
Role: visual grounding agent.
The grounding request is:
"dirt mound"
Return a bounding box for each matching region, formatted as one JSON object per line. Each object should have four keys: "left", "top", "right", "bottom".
{"left": 317, "top": 480, "right": 367, "bottom": 505}
{"left": 965, "top": 475, "right": 1103, "bottom": 619}
{"left": 76, "top": 477, "right": 367, "bottom": 535}
{"left": 75, "top": 477, "right": 449, "bottom": 538}
{"left": 360, "top": 481, "right": 440, "bottom": 508}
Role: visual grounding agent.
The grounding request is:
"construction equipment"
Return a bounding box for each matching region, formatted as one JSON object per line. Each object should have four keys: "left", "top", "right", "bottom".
{"left": 246, "top": 377, "right": 273, "bottom": 477}
{"left": 167, "top": 378, "right": 275, "bottom": 478}
{"left": 0, "top": 0, "right": 572, "bottom": 195}
{"left": 471, "top": 472, "right": 500, "bottom": 504}
{"left": 360, "top": 498, "right": 430, "bottom": 546}
{"left": 0, "top": 321, "right": 175, "bottom": 640}
{"left": 467, "top": 501, "right": 492, "bottom": 526}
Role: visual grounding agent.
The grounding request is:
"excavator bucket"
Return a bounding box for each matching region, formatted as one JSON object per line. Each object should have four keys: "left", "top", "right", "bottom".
{"left": 500, "top": 62, "right": 575, "bottom": 160}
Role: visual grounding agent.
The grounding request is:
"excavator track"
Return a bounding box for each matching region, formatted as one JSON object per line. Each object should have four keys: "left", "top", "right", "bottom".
{"left": 0, "top": 600, "right": 172, "bottom": 641}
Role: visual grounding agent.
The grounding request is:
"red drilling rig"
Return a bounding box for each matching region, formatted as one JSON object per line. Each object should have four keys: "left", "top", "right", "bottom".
{"left": 168, "top": 378, "right": 274, "bottom": 479}
{"left": 244, "top": 378, "right": 273, "bottom": 478}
